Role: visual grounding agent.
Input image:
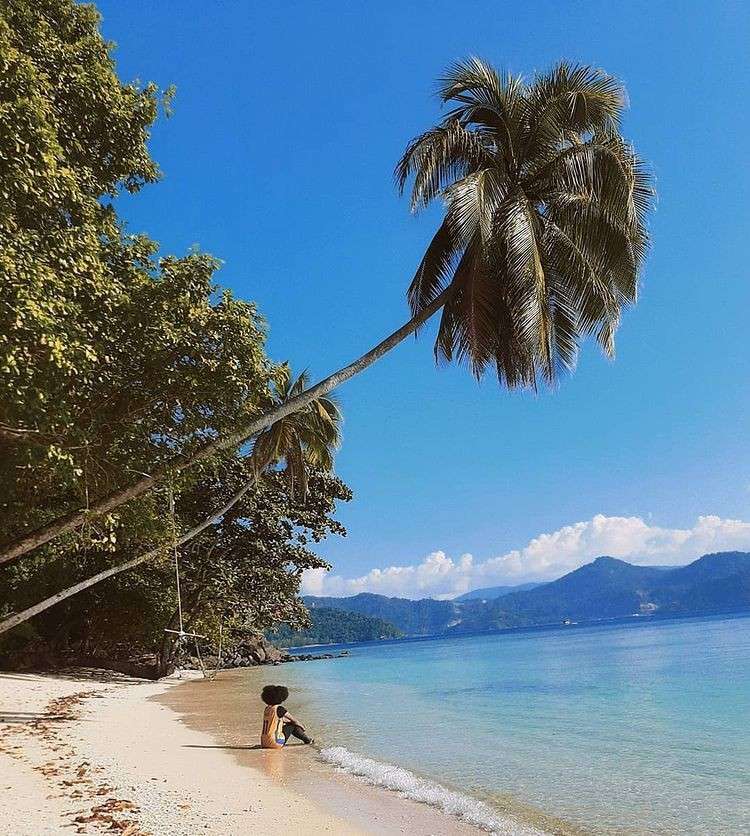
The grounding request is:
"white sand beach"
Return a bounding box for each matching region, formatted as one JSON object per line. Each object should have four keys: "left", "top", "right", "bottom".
{"left": 0, "top": 669, "right": 483, "bottom": 835}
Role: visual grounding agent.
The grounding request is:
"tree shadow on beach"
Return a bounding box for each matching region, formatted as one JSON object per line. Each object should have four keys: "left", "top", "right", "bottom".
{"left": 0, "top": 668, "right": 144, "bottom": 685}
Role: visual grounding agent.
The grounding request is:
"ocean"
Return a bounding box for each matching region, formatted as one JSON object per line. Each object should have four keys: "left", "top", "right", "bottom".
{"left": 169, "top": 613, "right": 750, "bottom": 834}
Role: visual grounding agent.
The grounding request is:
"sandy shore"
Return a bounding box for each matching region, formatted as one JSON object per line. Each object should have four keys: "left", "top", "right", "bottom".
{"left": 0, "top": 669, "right": 484, "bottom": 835}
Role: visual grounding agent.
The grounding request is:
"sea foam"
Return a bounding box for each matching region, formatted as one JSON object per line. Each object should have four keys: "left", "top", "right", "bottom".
{"left": 318, "top": 746, "right": 547, "bottom": 836}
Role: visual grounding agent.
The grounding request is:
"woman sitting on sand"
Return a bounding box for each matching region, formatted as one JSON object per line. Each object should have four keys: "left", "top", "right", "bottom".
{"left": 260, "top": 685, "right": 314, "bottom": 749}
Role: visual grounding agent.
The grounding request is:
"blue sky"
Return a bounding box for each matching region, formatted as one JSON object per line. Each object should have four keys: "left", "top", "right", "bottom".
{"left": 98, "top": 0, "right": 750, "bottom": 595}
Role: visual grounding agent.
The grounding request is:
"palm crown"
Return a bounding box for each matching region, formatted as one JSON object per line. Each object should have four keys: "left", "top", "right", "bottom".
{"left": 396, "top": 58, "right": 653, "bottom": 386}
{"left": 250, "top": 365, "right": 342, "bottom": 501}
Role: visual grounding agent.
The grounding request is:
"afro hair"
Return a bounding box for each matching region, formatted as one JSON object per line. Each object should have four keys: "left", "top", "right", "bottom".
{"left": 261, "top": 684, "right": 289, "bottom": 705}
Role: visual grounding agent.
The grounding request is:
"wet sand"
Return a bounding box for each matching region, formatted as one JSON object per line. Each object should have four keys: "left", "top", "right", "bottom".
{"left": 158, "top": 666, "right": 586, "bottom": 835}
{"left": 158, "top": 666, "right": 485, "bottom": 835}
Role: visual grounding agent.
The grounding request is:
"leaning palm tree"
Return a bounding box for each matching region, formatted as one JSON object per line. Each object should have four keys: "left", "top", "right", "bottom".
{"left": 0, "top": 369, "right": 342, "bottom": 634}
{"left": 1, "top": 58, "right": 653, "bottom": 565}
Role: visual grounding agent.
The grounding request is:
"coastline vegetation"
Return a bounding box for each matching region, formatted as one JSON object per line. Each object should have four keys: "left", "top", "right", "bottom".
{"left": 1, "top": 0, "right": 653, "bottom": 669}
{"left": 267, "top": 607, "right": 404, "bottom": 648}
{"left": 0, "top": 0, "right": 350, "bottom": 669}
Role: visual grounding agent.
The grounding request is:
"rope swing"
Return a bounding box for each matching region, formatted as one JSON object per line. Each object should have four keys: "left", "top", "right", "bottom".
{"left": 164, "top": 479, "right": 213, "bottom": 679}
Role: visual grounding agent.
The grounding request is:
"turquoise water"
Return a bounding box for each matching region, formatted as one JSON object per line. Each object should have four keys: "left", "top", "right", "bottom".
{"left": 283, "top": 614, "right": 750, "bottom": 834}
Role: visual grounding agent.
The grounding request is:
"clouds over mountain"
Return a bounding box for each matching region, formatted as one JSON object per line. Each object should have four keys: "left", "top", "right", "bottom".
{"left": 301, "top": 514, "right": 750, "bottom": 599}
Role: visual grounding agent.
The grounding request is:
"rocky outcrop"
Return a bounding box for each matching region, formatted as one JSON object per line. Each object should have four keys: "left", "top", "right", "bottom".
{"left": 288, "top": 650, "right": 350, "bottom": 662}
{"left": 175, "top": 633, "right": 284, "bottom": 670}
{"left": 226, "top": 634, "right": 287, "bottom": 666}
{"left": 179, "top": 634, "right": 351, "bottom": 670}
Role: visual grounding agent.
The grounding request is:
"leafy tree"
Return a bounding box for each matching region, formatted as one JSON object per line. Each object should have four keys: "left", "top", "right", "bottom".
{"left": 2, "top": 0, "right": 162, "bottom": 445}
{"left": 2, "top": 55, "right": 654, "bottom": 564}
{"left": 1, "top": 255, "right": 275, "bottom": 547}
{"left": 0, "top": 356, "right": 345, "bottom": 635}
{"left": 0, "top": 0, "right": 351, "bottom": 640}
{"left": 155, "top": 466, "right": 350, "bottom": 672}
{"left": 0, "top": 464, "right": 351, "bottom": 671}
{"left": 0, "top": 0, "right": 274, "bottom": 561}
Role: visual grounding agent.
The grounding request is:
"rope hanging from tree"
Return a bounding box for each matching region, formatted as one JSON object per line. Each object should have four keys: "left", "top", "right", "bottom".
{"left": 164, "top": 478, "right": 214, "bottom": 680}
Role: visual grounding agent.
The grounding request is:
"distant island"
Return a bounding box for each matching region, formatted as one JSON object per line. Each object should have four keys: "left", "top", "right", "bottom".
{"left": 267, "top": 607, "right": 403, "bottom": 646}
{"left": 283, "top": 552, "right": 750, "bottom": 645}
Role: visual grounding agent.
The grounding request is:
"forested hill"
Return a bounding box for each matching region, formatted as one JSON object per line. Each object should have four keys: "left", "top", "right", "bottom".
{"left": 303, "top": 592, "right": 460, "bottom": 635}
{"left": 302, "top": 552, "right": 750, "bottom": 640}
{"left": 267, "top": 607, "right": 403, "bottom": 646}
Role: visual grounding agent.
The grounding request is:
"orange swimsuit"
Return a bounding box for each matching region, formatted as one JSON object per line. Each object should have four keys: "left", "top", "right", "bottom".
{"left": 261, "top": 703, "right": 286, "bottom": 749}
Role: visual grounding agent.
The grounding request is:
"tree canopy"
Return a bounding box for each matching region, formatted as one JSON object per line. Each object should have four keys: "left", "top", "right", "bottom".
{"left": 396, "top": 58, "right": 653, "bottom": 383}
{"left": 0, "top": 0, "right": 278, "bottom": 554}
{"left": 0, "top": 0, "right": 350, "bottom": 662}
{"left": 1, "top": 463, "right": 351, "bottom": 665}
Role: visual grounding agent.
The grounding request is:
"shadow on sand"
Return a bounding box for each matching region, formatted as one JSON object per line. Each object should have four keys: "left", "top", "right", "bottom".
{"left": 182, "top": 742, "right": 308, "bottom": 751}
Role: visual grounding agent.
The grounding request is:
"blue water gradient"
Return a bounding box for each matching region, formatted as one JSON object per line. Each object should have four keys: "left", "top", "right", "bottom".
{"left": 284, "top": 614, "right": 750, "bottom": 834}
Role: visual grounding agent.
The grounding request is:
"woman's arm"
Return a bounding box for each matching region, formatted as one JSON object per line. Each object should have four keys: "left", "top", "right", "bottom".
{"left": 283, "top": 711, "right": 304, "bottom": 729}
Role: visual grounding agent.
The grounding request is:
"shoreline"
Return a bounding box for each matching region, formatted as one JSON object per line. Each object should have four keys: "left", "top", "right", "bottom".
{"left": 0, "top": 668, "right": 490, "bottom": 834}
{"left": 158, "top": 666, "right": 568, "bottom": 836}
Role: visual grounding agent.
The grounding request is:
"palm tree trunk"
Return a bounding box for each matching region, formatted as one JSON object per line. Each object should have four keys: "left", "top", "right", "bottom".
{"left": 0, "top": 471, "right": 259, "bottom": 636}
{"left": 0, "top": 290, "right": 450, "bottom": 566}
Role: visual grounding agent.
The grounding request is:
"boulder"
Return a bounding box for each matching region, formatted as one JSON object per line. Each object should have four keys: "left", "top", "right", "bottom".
{"left": 214, "top": 634, "right": 290, "bottom": 669}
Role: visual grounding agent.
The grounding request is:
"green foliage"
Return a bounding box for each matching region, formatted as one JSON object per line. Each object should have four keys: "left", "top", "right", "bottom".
{"left": 0, "top": 0, "right": 275, "bottom": 555}
{"left": 1, "top": 0, "right": 163, "bottom": 428}
{"left": 304, "top": 592, "right": 460, "bottom": 636}
{"left": 169, "top": 464, "right": 351, "bottom": 642}
{"left": 0, "top": 1, "right": 351, "bottom": 662}
{"left": 0, "top": 464, "right": 352, "bottom": 657}
{"left": 250, "top": 365, "right": 342, "bottom": 502}
{"left": 267, "top": 607, "right": 403, "bottom": 647}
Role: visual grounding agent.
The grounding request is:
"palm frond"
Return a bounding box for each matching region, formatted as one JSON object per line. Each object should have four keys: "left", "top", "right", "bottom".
{"left": 407, "top": 220, "right": 461, "bottom": 315}
{"left": 395, "top": 121, "right": 494, "bottom": 211}
{"left": 250, "top": 368, "right": 343, "bottom": 500}
{"left": 289, "top": 369, "right": 311, "bottom": 398}
{"left": 547, "top": 280, "right": 581, "bottom": 374}
{"left": 438, "top": 57, "right": 525, "bottom": 171}
{"left": 541, "top": 218, "right": 621, "bottom": 349}
{"left": 521, "top": 62, "right": 625, "bottom": 159}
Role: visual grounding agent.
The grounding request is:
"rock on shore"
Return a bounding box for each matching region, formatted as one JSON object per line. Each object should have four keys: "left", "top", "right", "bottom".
{"left": 188, "top": 634, "right": 350, "bottom": 670}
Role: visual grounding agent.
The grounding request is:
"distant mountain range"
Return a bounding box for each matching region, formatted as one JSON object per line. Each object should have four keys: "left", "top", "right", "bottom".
{"left": 304, "top": 592, "right": 460, "bottom": 636}
{"left": 298, "top": 552, "right": 750, "bottom": 643}
{"left": 454, "top": 582, "right": 541, "bottom": 601}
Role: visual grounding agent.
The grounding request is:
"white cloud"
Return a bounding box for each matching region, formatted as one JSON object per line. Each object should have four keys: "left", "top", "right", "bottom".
{"left": 301, "top": 514, "right": 750, "bottom": 600}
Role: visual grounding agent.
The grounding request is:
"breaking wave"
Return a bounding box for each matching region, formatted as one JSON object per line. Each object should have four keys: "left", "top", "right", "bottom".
{"left": 318, "top": 746, "right": 547, "bottom": 835}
